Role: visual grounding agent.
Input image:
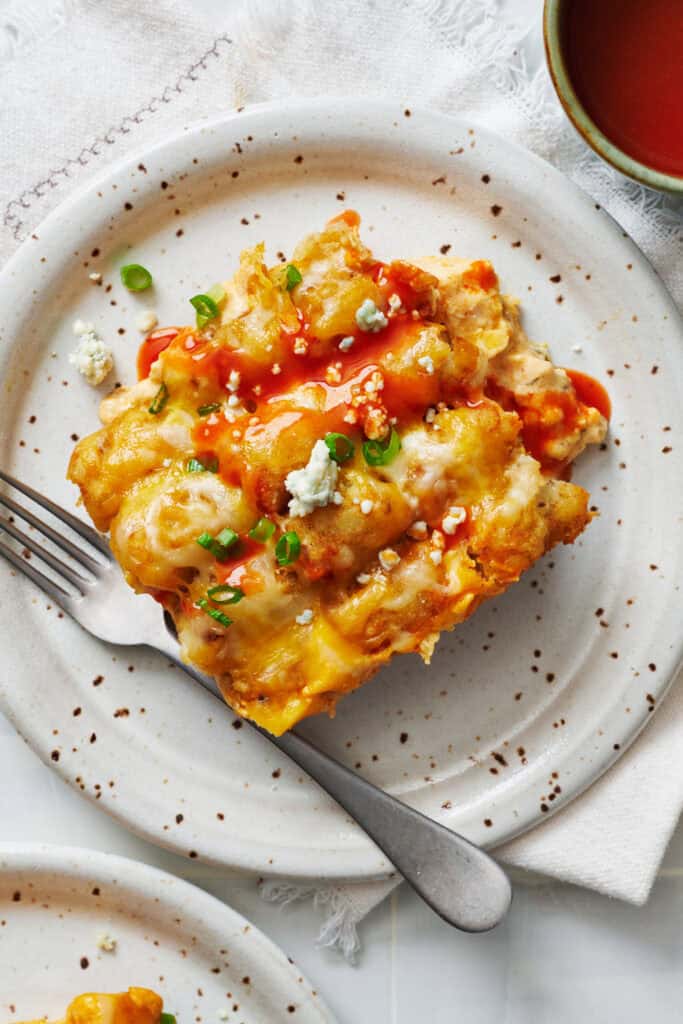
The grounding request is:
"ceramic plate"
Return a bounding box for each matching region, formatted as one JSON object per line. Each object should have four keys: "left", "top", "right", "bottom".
{"left": 0, "top": 100, "right": 681, "bottom": 879}
{"left": 0, "top": 843, "right": 332, "bottom": 1022}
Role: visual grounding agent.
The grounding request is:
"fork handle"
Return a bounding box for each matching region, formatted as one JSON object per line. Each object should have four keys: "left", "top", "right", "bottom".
{"left": 269, "top": 728, "right": 511, "bottom": 932}
{"left": 161, "top": 640, "right": 511, "bottom": 932}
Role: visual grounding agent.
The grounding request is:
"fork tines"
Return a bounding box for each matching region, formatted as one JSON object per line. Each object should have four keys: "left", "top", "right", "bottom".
{"left": 0, "top": 469, "right": 110, "bottom": 605}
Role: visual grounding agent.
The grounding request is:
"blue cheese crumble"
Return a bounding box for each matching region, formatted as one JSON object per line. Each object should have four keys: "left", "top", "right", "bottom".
{"left": 285, "top": 439, "right": 339, "bottom": 517}
{"left": 355, "top": 298, "right": 388, "bottom": 333}
{"left": 69, "top": 320, "right": 113, "bottom": 385}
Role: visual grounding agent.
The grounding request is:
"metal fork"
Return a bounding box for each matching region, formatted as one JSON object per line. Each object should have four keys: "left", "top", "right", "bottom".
{"left": 0, "top": 469, "right": 511, "bottom": 933}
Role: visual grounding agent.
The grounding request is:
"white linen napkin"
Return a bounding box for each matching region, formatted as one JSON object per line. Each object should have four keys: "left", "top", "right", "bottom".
{"left": 1, "top": 0, "right": 681, "bottom": 961}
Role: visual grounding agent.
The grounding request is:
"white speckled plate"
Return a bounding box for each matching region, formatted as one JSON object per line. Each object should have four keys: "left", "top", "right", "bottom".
{"left": 0, "top": 100, "right": 681, "bottom": 880}
{"left": 0, "top": 844, "right": 333, "bottom": 1022}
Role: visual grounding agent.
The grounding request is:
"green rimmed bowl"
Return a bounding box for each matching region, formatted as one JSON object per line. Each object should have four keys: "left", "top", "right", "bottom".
{"left": 543, "top": 0, "right": 683, "bottom": 194}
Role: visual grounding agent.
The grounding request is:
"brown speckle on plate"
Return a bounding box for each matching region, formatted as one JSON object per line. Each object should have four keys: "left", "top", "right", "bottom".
{"left": 490, "top": 204, "right": 502, "bottom": 217}
{"left": 80, "top": 956, "right": 89, "bottom": 969}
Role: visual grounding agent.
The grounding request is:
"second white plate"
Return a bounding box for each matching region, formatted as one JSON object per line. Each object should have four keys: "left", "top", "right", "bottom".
{"left": 0, "top": 100, "right": 681, "bottom": 879}
{"left": 0, "top": 843, "right": 332, "bottom": 1022}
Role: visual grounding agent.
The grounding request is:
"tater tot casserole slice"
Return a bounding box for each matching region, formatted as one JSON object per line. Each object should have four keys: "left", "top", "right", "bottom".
{"left": 68, "top": 212, "right": 609, "bottom": 735}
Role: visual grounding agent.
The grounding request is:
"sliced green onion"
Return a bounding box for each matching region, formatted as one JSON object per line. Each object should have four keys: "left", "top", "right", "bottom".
{"left": 275, "top": 530, "right": 301, "bottom": 566}
{"left": 196, "top": 597, "right": 233, "bottom": 628}
{"left": 216, "top": 527, "right": 239, "bottom": 548}
{"left": 324, "top": 432, "right": 355, "bottom": 464}
{"left": 148, "top": 382, "right": 169, "bottom": 415}
{"left": 187, "top": 456, "right": 218, "bottom": 473}
{"left": 249, "top": 517, "right": 276, "bottom": 542}
{"left": 284, "top": 264, "right": 302, "bottom": 291}
{"left": 160, "top": 1014, "right": 176, "bottom": 1024}
{"left": 120, "top": 263, "right": 153, "bottom": 291}
{"left": 207, "top": 584, "right": 244, "bottom": 605}
{"left": 196, "top": 527, "right": 239, "bottom": 561}
{"left": 190, "top": 293, "right": 220, "bottom": 328}
{"left": 197, "top": 402, "right": 221, "bottom": 416}
{"left": 362, "top": 428, "right": 401, "bottom": 467}
{"left": 206, "top": 283, "right": 227, "bottom": 306}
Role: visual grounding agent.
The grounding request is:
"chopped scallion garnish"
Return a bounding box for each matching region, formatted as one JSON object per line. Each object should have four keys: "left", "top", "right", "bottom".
{"left": 206, "top": 283, "right": 227, "bottom": 306}
{"left": 207, "top": 584, "right": 244, "bottom": 604}
{"left": 324, "top": 432, "right": 355, "bottom": 464}
{"left": 190, "top": 293, "right": 220, "bottom": 329}
{"left": 362, "top": 428, "right": 401, "bottom": 466}
{"left": 148, "top": 382, "right": 169, "bottom": 415}
{"left": 197, "top": 402, "right": 221, "bottom": 416}
{"left": 284, "top": 264, "right": 302, "bottom": 291}
{"left": 216, "top": 527, "right": 239, "bottom": 548}
{"left": 275, "top": 530, "right": 301, "bottom": 566}
{"left": 120, "top": 263, "right": 153, "bottom": 291}
{"left": 187, "top": 456, "right": 218, "bottom": 473}
{"left": 196, "top": 597, "right": 233, "bottom": 628}
{"left": 196, "top": 528, "right": 239, "bottom": 561}
{"left": 160, "top": 1014, "right": 177, "bottom": 1024}
{"left": 249, "top": 517, "right": 276, "bottom": 542}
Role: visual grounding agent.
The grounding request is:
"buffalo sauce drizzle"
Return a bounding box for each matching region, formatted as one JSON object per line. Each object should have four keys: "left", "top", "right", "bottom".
{"left": 487, "top": 369, "right": 610, "bottom": 475}
{"left": 137, "top": 327, "right": 181, "bottom": 379}
{"left": 181, "top": 264, "right": 456, "bottom": 490}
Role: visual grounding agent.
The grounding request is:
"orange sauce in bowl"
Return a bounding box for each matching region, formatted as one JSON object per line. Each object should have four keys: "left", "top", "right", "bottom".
{"left": 563, "top": 0, "right": 683, "bottom": 177}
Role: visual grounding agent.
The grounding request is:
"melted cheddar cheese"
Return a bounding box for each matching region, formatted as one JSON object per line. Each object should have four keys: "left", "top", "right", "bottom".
{"left": 19, "top": 988, "right": 164, "bottom": 1024}
{"left": 68, "top": 212, "right": 609, "bottom": 735}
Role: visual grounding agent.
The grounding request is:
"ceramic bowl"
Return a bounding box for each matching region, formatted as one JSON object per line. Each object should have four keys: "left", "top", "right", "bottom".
{"left": 543, "top": 0, "right": 683, "bottom": 193}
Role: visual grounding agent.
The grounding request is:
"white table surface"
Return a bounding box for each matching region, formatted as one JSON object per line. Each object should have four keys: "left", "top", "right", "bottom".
{"left": 4, "top": 0, "right": 683, "bottom": 1020}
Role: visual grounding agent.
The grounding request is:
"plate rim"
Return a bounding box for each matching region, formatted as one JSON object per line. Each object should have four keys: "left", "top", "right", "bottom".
{"left": 1, "top": 96, "right": 682, "bottom": 879}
